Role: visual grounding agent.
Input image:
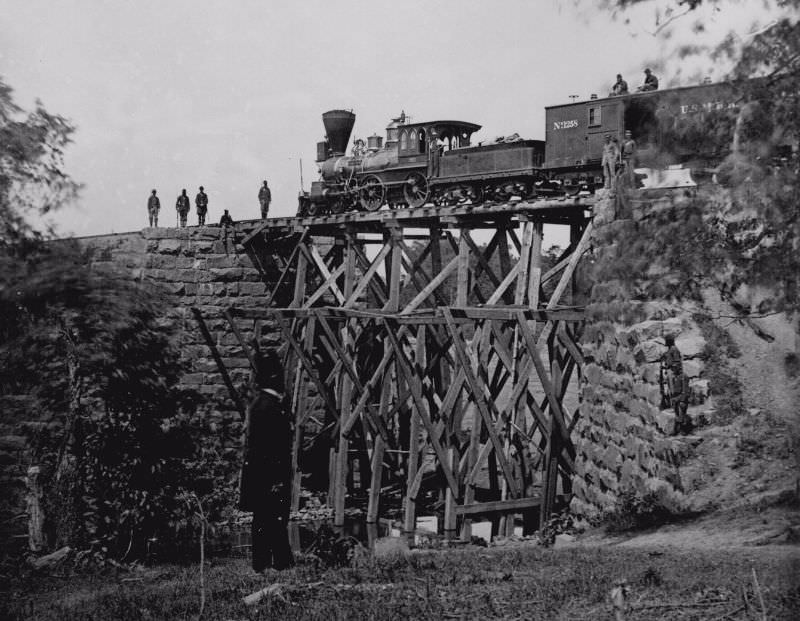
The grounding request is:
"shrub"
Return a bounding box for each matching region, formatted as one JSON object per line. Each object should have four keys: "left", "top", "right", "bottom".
{"left": 603, "top": 489, "right": 678, "bottom": 533}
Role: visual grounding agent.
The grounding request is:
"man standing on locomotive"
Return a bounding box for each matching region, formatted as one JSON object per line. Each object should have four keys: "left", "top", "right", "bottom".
{"left": 601, "top": 134, "right": 620, "bottom": 191}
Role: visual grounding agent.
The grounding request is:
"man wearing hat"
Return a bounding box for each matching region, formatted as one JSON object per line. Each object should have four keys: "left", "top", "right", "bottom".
{"left": 601, "top": 134, "right": 620, "bottom": 191}
{"left": 196, "top": 186, "right": 208, "bottom": 225}
{"left": 640, "top": 68, "right": 659, "bottom": 91}
{"left": 661, "top": 334, "right": 691, "bottom": 434}
{"left": 239, "top": 348, "right": 294, "bottom": 572}
{"left": 258, "top": 180, "right": 272, "bottom": 219}
{"left": 176, "top": 189, "right": 190, "bottom": 228}
{"left": 147, "top": 189, "right": 160, "bottom": 227}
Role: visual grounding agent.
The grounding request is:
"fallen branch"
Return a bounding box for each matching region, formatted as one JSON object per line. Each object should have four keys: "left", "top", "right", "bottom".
{"left": 634, "top": 601, "right": 730, "bottom": 610}
{"left": 243, "top": 583, "right": 287, "bottom": 606}
{"left": 708, "top": 605, "right": 746, "bottom": 621}
{"left": 752, "top": 567, "right": 768, "bottom": 620}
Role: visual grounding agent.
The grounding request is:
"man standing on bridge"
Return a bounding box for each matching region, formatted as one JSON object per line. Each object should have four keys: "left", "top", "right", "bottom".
{"left": 147, "top": 189, "right": 160, "bottom": 227}
{"left": 258, "top": 180, "right": 272, "bottom": 219}
{"left": 239, "top": 348, "right": 294, "bottom": 573}
{"left": 176, "top": 189, "right": 190, "bottom": 227}
{"left": 196, "top": 186, "right": 208, "bottom": 225}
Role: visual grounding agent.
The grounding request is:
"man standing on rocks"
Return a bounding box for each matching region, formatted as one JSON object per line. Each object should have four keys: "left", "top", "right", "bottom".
{"left": 602, "top": 134, "right": 620, "bottom": 191}
{"left": 258, "top": 180, "right": 272, "bottom": 219}
{"left": 147, "top": 189, "right": 160, "bottom": 227}
{"left": 196, "top": 186, "right": 208, "bottom": 225}
{"left": 176, "top": 189, "right": 190, "bottom": 227}
{"left": 662, "top": 334, "right": 692, "bottom": 434}
{"left": 239, "top": 348, "right": 294, "bottom": 573}
{"left": 621, "top": 130, "right": 637, "bottom": 186}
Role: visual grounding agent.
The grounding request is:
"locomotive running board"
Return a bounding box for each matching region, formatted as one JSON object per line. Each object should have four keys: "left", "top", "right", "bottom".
{"left": 635, "top": 165, "right": 697, "bottom": 190}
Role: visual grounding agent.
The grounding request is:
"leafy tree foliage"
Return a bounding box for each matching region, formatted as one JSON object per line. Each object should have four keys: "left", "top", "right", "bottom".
{"left": 0, "top": 79, "right": 232, "bottom": 560}
{"left": 583, "top": 1, "right": 800, "bottom": 319}
{"left": 0, "top": 78, "right": 81, "bottom": 249}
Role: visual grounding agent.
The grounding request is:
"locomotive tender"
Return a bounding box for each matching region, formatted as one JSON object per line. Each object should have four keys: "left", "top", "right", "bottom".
{"left": 298, "top": 80, "right": 764, "bottom": 216}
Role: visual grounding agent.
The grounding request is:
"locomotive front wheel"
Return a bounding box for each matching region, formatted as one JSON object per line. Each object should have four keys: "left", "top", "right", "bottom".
{"left": 403, "top": 172, "right": 429, "bottom": 209}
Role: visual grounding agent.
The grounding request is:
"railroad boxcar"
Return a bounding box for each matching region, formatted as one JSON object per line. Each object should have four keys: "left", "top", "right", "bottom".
{"left": 543, "top": 81, "right": 744, "bottom": 189}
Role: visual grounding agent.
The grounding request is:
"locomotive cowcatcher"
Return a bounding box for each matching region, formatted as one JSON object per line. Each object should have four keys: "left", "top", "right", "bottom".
{"left": 298, "top": 110, "right": 546, "bottom": 216}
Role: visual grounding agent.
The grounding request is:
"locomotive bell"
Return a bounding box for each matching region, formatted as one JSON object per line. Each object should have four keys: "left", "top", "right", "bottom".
{"left": 322, "top": 110, "right": 356, "bottom": 156}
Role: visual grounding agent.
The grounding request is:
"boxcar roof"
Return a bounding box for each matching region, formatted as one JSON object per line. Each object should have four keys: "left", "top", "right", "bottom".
{"left": 544, "top": 81, "right": 735, "bottom": 110}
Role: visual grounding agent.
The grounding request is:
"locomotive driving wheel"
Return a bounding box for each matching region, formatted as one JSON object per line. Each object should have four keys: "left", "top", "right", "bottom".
{"left": 359, "top": 175, "right": 385, "bottom": 212}
{"left": 403, "top": 172, "right": 429, "bottom": 209}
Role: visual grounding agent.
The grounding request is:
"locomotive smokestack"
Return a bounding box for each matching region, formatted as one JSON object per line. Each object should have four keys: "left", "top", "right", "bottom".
{"left": 322, "top": 110, "right": 356, "bottom": 156}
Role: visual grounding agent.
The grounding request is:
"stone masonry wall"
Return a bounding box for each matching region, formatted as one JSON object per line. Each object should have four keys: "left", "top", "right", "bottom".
{"left": 0, "top": 224, "right": 279, "bottom": 550}
{"left": 571, "top": 200, "right": 711, "bottom": 521}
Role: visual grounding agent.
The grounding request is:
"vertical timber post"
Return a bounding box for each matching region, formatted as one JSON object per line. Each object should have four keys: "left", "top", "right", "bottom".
{"left": 334, "top": 235, "right": 356, "bottom": 527}
{"left": 289, "top": 232, "right": 308, "bottom": 513}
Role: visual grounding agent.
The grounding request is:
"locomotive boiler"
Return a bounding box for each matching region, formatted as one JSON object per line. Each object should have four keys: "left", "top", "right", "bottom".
{"left": 298, "top": 109, "right": 547, "bottom": 216}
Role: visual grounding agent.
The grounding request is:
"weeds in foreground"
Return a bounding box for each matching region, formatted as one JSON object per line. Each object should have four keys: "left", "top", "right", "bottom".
{"left": 3, "top": 544, "right": 798, "bottom": 620}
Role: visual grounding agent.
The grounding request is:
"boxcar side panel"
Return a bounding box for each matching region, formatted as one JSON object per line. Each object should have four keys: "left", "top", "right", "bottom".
{"left": 544, "top": 100, "right": 623, "bottom": 169}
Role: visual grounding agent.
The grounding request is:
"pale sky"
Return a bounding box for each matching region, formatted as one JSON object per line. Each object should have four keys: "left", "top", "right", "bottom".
{"left": 0, "top": 0, "right": 787, "bottom": 243}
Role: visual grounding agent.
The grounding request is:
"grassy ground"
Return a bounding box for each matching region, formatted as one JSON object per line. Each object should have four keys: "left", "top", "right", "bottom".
{"left": 3, "top": 543, "right": 798, "bottom": 620}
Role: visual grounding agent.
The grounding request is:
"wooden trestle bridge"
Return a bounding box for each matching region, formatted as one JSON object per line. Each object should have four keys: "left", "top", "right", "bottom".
{"left": 226, "top": 199, "right": 594, "bottom": 539}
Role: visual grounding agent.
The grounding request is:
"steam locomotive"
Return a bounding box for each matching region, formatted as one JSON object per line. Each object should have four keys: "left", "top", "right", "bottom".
{"left": 297, "top": 80, "right": 785, "bottom": 216}
{"left": 298, "top": 110, "right": 547, "bottom": 216}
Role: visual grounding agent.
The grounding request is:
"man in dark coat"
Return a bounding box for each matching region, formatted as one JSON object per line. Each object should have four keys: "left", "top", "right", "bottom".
{"left": 176, "top": 189, "right": 190, "bottom": 227}
{"left": 196, "top": 186, "right": 209, "bottom": 225}
{"left": 662, "top": 334, "right": 691, "bottom": 434}
{"left": 240, "top": 349, "right": 294, "bottom": 572}
{"left": 147, "top": 190, "right": 160, "bottom": 227}
{"left": 219, "top": 209, "right": 234, "bottom": 227}
{"left": 640, "top": 68, "right": 659, "bottom": 91}
{"left": 611, "top": 74, "right": 629, "bottom": 96}
{"left": 258, "top": 180, "right": 272, "bottom": 219}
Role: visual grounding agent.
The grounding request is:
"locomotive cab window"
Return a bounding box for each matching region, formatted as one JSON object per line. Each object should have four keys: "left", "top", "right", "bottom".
{"left": 400, "top": 131, "right": 408, "bottom": 151}
{"left": 418, "top": 129, "right": 426, "bottom": 153}
{"left": 588, "top": 106, "right": 602, "bottom": 127}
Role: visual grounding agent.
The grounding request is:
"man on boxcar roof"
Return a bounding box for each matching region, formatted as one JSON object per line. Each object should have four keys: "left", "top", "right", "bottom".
{"left": 611, "top": 74, "right": 629, "bottom": 96}
{"left": 639, "top": 68, "right": 659, "bottom": 91}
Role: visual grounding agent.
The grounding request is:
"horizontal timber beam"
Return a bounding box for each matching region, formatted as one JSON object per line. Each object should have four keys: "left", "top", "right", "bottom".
{"left": 228, "top": 305, "right": 584, "bottom": 322}
{"left": 241, "top": 199, "right": 593, "bottom": 243}
{"left": 455, "top": 495, "right": 568, "bottom": 516}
